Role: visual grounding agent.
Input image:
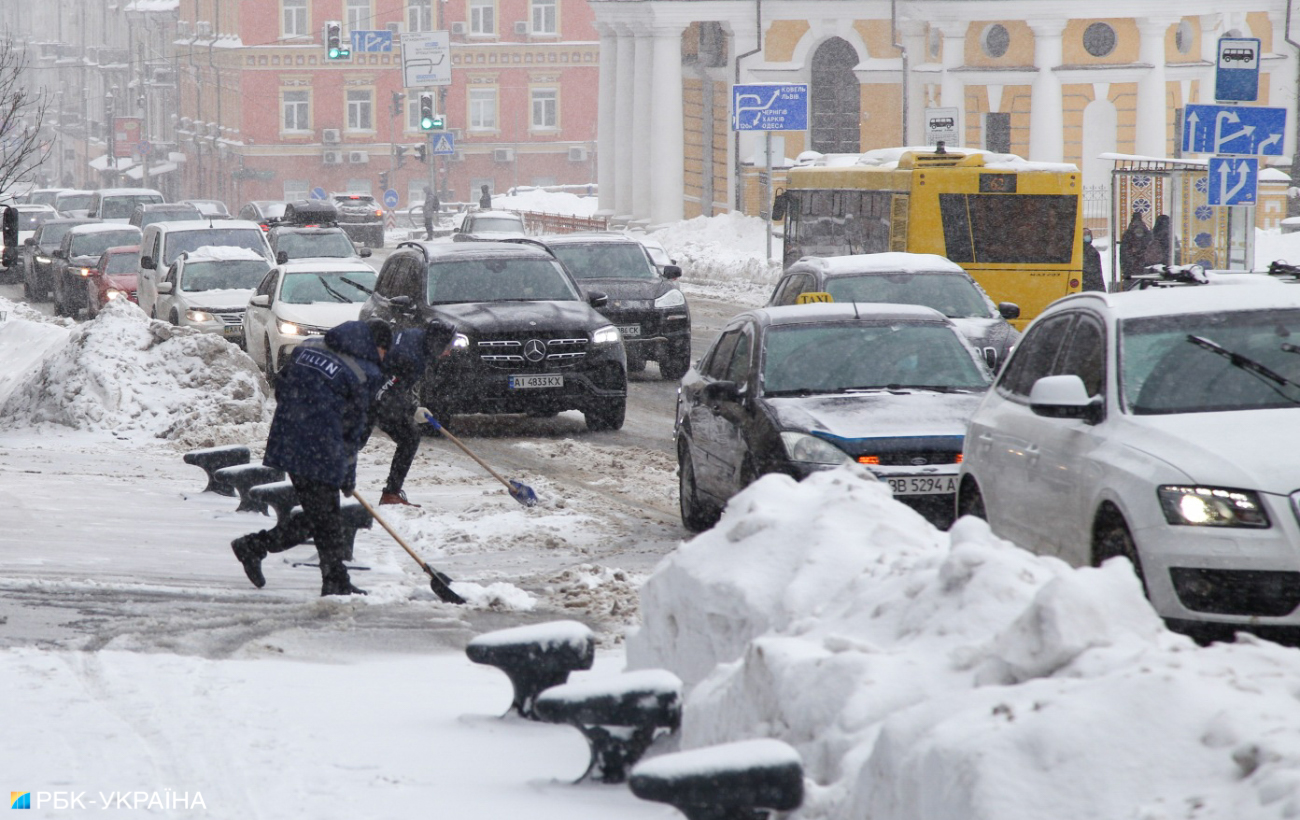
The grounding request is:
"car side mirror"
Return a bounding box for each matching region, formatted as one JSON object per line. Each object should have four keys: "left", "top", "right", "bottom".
{"left": 998, "top": 302, "right": 1020, "bottom": 320}
{"left": 52, "top": 249, "right": 65, "bottom": 259}
{"left": 249, "top": 294, "right": 270, "bottom": 307}
{"left": 389, "top": 294, "right": 419, "bottom": 314}
{"left": 23, "top": 237, "right": 33, "bottom": 246}
{"left": 140, "top": 256, "right": 154, "bottom": 269}
{"left": 587, "top": 290, "right": 609, "bottom": 308}
{"left": 662, "top": 264, "right": 683, "bottom": 280}
{"left": 701, "top": 379, "right": 742, "bottom": 404}
{"left": 276, "top": 250, "right": 288, "bottom": 265}
{"left": 1029, "top": 375, "right": 1102, "bottom": 424}
{"left": 157, "top": 281, "right": 174, "bottom": 295}
{"left": 360, "top": 247, "right": 372, "bottom": 258}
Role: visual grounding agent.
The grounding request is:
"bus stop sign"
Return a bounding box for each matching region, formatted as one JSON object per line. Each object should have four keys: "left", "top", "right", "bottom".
{"left": 1215, "top": 37, "right": 1261, "bottom": 102}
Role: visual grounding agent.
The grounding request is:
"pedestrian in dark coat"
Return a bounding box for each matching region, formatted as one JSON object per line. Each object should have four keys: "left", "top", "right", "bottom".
{"left": 1119, "top": 211, "right": 1151, "bottom": 287}
{"left": 231, "top": 319, "right": 390, "bottom": 596}
{"left": 1081, "top": 227, "right": 1105, "bottom": 292}
{"left": 478, "top": 184, "right": 492, "bottom": 210}
{"left": 1145, "top": 214, "right": 1172, "bottom": 269}
{"left": 422, "top": 187, "right": 439, "bottom": 240}
{"left": 372, "top": 320, "right": 458, "bottom": 506}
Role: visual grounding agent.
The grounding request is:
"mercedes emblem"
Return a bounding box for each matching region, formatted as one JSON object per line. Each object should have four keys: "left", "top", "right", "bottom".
{"left": 523, "top": 339, "right": 547, "bottom": 362}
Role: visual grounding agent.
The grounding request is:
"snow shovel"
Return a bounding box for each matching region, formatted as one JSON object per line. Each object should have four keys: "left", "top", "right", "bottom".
{"left": 351, "top": 491, "right": 466, "bottom": 605}
{"left": 421, "top": 412, "right": 539, "bottom": 508}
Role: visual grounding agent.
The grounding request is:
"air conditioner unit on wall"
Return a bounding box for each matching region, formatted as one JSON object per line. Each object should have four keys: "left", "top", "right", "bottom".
{"left": 450, "top": 22, "right": 466, "bottom": 35}
{"left": 348, "top": 151, "right": 369, "bottom": 164}
{"left": 568, "top": 146, "right": 588, "bottom": 162}
{"left": 493, "top": 148, "right": 515, "bottom": 163}
{"left": 322, "top": 128, "right": 341, "bottom": 144}
{"left": 514, "top": 21, "right": 529, "bottom": 35}
{"left": 323, "top": 150, "right": 343, "bottom": 165}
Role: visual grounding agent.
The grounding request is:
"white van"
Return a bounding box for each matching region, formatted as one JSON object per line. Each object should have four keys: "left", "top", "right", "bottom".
{"left": 137, "top": 219, "right": 271, "bottom": 318}
{"left": 86, "top": 188, "right": 165, "bottom": 223}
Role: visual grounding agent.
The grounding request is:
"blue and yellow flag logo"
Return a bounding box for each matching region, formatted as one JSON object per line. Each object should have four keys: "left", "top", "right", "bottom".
{"left": 10, "top": 792, "right": 30, "bottom": 809}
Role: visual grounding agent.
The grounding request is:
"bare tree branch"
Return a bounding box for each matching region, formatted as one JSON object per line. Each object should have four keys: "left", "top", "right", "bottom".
{"left": 0, "top": 38, "right": 52, "bottom": 199}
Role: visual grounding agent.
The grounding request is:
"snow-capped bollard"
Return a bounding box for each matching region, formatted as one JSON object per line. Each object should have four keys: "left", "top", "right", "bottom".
{"left": 466, "top": 620, "right": 596, "bottom": 719}
{"left": 533, "top": 669, "right": 682, "bottom": 783}
{"left": 214, "top": 464, "right": 285, "bottom": 514}
{"left": 182, "top": 445, "right": 250, "bottom": 496}
{"left": 249, "top": 481, "right": 300, "bottom": 523}
{"left": 628, "top": 738, "right": 804, "bottom": 820}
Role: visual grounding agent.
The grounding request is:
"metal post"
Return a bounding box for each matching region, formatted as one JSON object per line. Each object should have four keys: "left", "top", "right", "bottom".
{"left": 764, "top": 131, "right": 772, "bottom": 261}
{"left": 140, "top": 42, "right": 151, "bottom": 192}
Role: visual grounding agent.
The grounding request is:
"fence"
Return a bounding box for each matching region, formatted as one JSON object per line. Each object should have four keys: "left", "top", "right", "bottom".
{"left": 1082, "top": 185, "right": 1109, "bottom": 238}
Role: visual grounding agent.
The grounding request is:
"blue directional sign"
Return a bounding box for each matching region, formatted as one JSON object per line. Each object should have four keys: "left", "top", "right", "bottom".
{"left": 732, "top": 84, "right": 808, "bottom": 132}
{"left": 383, "top": 188, "right": 399, "bottom": 209}
{"left": 1207, "top": 156, "right": 1258, "bottom": 206}
{"left": 350, "top": 30, "right": 393, "bottom": 53}
{"left": 310, "top": 187, "right": 327, "bottom": 201}
{"left": 1215, "top": 37, "right": 1261, "bottom": 103}
{"left": 1182, "top": 104, "right": 1287, "bottom": 156}
{"left": 430, "top": 132, "right": 456, "bottom": 155}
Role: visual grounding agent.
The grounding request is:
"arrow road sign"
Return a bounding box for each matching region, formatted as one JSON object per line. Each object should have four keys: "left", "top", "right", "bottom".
{"left": 430, "top": 132, "right": 456, "bottom": 155}
{"left": 350, "top": 30, "right": 393, "bottom": 53}
{"left": 1207, "top": 156, "right": 1258, "bottom": 206}
{"left": 1182, "top": 104, "right": 1287, "bottom": 156}
{"left": 732, "top": 84, "right": 808, "bottom": 132}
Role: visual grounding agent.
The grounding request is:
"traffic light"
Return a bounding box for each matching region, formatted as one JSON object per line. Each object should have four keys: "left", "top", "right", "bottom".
{"left": 418, "top": 93, "right": 443, "bottom": 131}
{"left": 378, "top": 171, "right": 389, "bottom": 191}
{"left": 414, "top": 143, "right": 427, "bottom": 163}
{"left": 391, "top": 91, "right": 403, "bottom": 118}
{"left": 395, "top": 144, "right": 407, "bottom": 168}
{"left": 325, "top": 21, "right": 349, "bottom": 59}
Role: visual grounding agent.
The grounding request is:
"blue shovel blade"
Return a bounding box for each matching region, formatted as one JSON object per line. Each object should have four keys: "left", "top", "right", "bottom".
{"left": 509, "top": 480, "right": 538, "bottom": 507}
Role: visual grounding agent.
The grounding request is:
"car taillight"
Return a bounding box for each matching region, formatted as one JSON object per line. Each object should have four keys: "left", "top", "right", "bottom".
{"left": 374, "top": 209, "right": 383, "bottom": 218}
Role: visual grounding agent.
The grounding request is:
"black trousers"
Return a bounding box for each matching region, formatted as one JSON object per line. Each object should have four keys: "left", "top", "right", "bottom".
{"left": 246, "top": 474, "right": 351, "bottom": 578}
{"left": 376, "top": 395, "right": 420, "bottom": 495}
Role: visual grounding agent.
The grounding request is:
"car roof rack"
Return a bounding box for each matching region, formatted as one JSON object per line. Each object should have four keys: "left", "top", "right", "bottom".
{"left": 1267, "top": 260, "right": 1300, "bottom": 281}
{"left": 1127, "top": 263, "right": 1209, "bottom": 289}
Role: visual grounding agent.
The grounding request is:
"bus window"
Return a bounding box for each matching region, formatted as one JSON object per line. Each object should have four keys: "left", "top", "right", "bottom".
{"left": 939, "top": 193, "right": 1077, "bottom": 265}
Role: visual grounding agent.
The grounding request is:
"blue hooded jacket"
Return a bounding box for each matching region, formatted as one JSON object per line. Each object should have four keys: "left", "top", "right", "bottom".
{"left": 263, "top": 320, "right": 384, "bottom": 487}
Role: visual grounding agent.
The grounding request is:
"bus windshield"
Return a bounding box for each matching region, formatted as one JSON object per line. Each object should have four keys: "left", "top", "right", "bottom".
{"left": 939, "top": 194, "right": 1077, "bottom": 265}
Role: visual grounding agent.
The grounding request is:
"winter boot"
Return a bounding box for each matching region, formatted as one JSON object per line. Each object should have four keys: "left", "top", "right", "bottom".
{"left": 231, "top": 534, "right": 267, "bottom": 589}
{"left": 380, "top": 489, "right": 421, "bottom": 507}
{"left": 321, "top": 566, "right": 367, "bottom": 596}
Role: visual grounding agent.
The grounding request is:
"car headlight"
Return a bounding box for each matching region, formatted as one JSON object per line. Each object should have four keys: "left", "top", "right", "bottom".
{"left": 591, "top": 324, "right": 621, "bottom": 345}
{"left": 35, "top": 255, "right": 49, "bottom": 263}
{"left": 106, "top": 289, "right": 126, "bottom": 301}
{"left": 186, "top": 309, "right": 214, "bottom": 323}
{"left": 779, "top": 432, "right": 851, "bottom": 466}
{"left": 654, "top": 289, "right": 686, "bottom": 309}
{"left": 450, "top": 332, "right": 470, "bottom": 350}
{"left": 78, "top": 267, "right": 95, "bottom": 277}
{"left": 1158, "top": 485, "right": 1270, "bottom": 528}
{"left": 278, "top": 320, "right": 303, "bottom": 336}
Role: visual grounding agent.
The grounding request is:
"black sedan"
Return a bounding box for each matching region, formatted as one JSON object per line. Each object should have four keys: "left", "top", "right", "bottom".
{"left": 767, "top": 252, "right": 1020, "bottom": 370}
{"left": 675, "top": 303, "right": 991, "bottom": 532}
{"left": 360, "top": 241, "right": 628, "bottom": 431}
{"left": 540, "top": 233, "right": 692, "bottom": 379}
{"left": 329, "top": 194, "right": 385, "bottom": 248}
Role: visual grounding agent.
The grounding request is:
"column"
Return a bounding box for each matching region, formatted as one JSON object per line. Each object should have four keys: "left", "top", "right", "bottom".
{"left": 1198, "top": 14, "right": 1223, "bottom": 103}
{"left": 1028, "top": 20, "right": 1064, "bottom": 162}
{"left": 650, "top": 23, "right": 686, "bottom": 224}
{"left": 729, "top": 22, "right": 759, "bottom": 209}
{"left": 937, "top": 21, "right": 969, "bottom": 146}
{"left": 900, "top": 21, "right": 928, "bottom": 147}
{"left": 632, "top": 25, "right": 654, "bottom": 223}
{"left": 613, "top": 24, "right": 636, "bottom": 218}
{"left": 595, "top": 22, "right": 617, "bottom": 215}
{"left": 1136, "top": 17, "right": 1175, "bottom": 157}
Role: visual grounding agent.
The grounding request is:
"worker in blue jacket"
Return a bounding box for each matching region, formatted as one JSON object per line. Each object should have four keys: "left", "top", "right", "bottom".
{"left": 231, "top": 319, "right": 390, "bottom": 596}
{"left": 373, "top": 320, "right": 458, "bottom": 505}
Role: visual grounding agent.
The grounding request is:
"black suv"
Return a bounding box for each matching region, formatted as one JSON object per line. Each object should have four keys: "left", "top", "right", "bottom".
{"left": 329, "top": 193, "right": 385, "bottom": 248}
{"left": 539, "top": 233, "right": 692, "bottom": 379}
{"left": 360, "top": 240, "right": 628, "bottom": 431}
{"left": 267, "top": 201, "right": 371, "bottom": 264}
{"left": 23, "top": 218, "right": 99, "bottom": 300}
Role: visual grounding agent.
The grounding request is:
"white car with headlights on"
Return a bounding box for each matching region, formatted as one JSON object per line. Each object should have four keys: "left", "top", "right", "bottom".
{"left": 154, "top": 246, "right": 272, "bottom": 346}
{"left": 243, "top": 260, "right": 379, "bottom": 377}
{"left": 957, "top": 283, "right": 1300, "bottom": 638}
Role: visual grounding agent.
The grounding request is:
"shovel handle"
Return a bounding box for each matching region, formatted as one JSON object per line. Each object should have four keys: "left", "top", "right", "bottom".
{"left": 351, "top": 491, "right": 431, "bottom": 573}
{"left": 425, "top": 416, "right": 515, "bottom": 491}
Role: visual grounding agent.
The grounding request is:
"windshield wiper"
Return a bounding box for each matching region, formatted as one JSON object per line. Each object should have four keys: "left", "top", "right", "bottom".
{"left": 316, "top": 275, "right": 351, "bottom": 303}
{"left": 1187, "top": 335, "right": 1300, "bottom": 397}
{"left": 339, "top": 276, "right": 373, "bottom": 295}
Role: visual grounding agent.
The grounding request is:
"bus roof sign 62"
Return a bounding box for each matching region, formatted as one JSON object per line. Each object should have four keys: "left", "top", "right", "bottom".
{"left": 732, "top": 84, "right": 808, "bottom": 132}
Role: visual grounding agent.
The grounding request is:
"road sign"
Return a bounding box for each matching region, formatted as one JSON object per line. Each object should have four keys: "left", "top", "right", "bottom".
{"left": 1182, "top": 104, "right": 1287, "bottom": 156}
{"left": 1207, "top": 156, "right": 1258, "bottom": 206}
{"left": 402, "top": 31, "right": 451, "bottom": 87}
{"left": 350, "top": 30, "right": 393, "bottom": 53}
{"left": 1215, "top": 37, "right": 1261, "bottom": 103}
{"left": 732, "top": 84, "right": 808, "bottom": 132}
{"left": 134, "top": 140, "right": 152, "bottom": 157}
{"left": 430, "top": 132, "right": 456, "bottom": 155}
{"left": 383, "top": 188, "right": 399, "bottom": 209}
{"left": 310, "top": 187, "right": 328, "bottom": 201}
{"left": 924, "top": 107, "right": 959, "bottom": 147}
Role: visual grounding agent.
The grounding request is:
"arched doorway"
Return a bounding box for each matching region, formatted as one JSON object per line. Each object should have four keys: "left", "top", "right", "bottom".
{"left": 810, "top": 38, "right": 861, "bottom": 154}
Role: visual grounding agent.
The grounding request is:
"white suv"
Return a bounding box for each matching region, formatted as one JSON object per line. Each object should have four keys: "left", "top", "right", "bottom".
{"left": 137, "top": 219, "right": 271, "bottom": 318}
{"left": 154, "top": 246, "right": 272, "bottom": 346}
{"left": 957, "top": 283, "right": 1300, "bottom": 635}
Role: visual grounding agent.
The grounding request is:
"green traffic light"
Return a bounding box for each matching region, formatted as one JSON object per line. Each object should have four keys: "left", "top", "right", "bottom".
{"left": 328, "top": 47, "right": 340, "bottom": 58}
{"left": 420, "top": 116, "right": 435, "bottom": 130}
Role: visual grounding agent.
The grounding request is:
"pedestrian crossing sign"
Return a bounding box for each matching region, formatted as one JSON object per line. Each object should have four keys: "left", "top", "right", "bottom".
{"left": 431, "top": 133, "right": 456, "bottom": 155}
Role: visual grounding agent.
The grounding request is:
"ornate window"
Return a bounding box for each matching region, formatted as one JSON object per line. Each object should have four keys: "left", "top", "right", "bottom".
{"left": 1082, "top": 23, "right": 1116, "bottom": 58}
{"left": 810, "top": 38, "right": 860, "bottom": 154}
{"left": 981, "top": 24, "right": 1010, "bottom": 59}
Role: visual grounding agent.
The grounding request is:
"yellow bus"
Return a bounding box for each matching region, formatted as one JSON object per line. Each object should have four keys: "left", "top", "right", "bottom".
{"left": 777, "top": 147, "right": 1083, "bottom": 328}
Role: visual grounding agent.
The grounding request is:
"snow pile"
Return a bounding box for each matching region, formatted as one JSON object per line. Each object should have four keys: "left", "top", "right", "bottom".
{"left": 647, "top": 212, "right": 782, "bottom": 305}
{"left": 627, "top": 467, "right": 1300, "bottom": 820}
{"left": 0, "top": 298, "right": 271, "bottom": 447}
{"left": 495, "top": 187, "right": 599, "bottom": 217}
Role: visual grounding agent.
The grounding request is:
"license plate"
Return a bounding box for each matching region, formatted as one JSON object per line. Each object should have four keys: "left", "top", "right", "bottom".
{"left": 886, "top": 475, "right": 957, "bottom": 496}
{"left": 509, "top": 374, "right": 563, "bottom": 389}
{"left": 222, "top": 326, "right": 242, "bottom": 338}
{"left": 617, "top": 324, "right": 641, "bottom": 338}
